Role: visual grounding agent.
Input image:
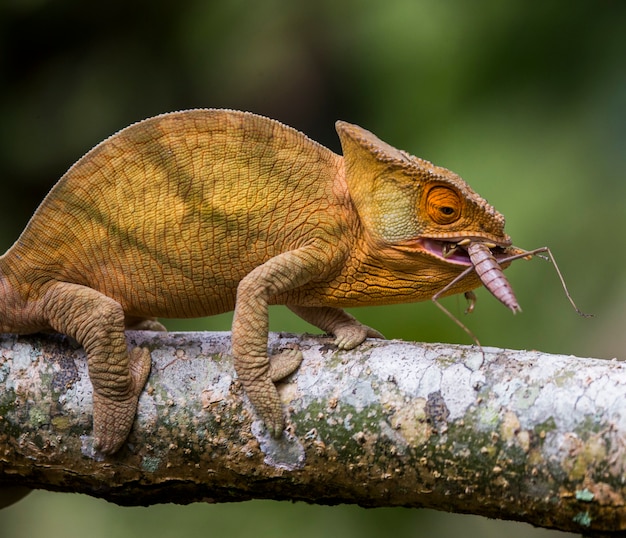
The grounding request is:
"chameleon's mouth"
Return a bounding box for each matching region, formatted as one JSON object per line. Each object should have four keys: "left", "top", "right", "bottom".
{"left": 421, "top": 238, "right": 510, "bottom": 266}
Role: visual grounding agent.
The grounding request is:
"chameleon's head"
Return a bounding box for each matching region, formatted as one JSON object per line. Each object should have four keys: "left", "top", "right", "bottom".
{"left": 336, "top": 120, "right": 512, "bottom": 272}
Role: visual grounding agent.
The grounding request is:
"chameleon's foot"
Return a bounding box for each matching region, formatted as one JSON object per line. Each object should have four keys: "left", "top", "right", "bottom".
{"left": 92, "top": 347, "right": 151, "bottom": 454}
{"left": 236, "top": 350, "right": 300, "bottom": 438}
{"left": 243, "top": 373, "right": 285, "bottom": 438}
{"left": 334, "top": 323, "right": 385, "bottom": 350}
{"left": 126, "top": 317, "right": 167, "bottom": 331}
{"left": 268, "top": 348, "right": 303, "bottom": 382}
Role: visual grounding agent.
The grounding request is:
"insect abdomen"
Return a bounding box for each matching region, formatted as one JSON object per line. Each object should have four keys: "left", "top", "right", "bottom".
{"left": 467, "top": 242, "right": 521, "bottom": 313}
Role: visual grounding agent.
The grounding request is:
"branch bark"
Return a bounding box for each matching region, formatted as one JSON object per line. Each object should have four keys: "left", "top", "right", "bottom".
{"left": 1, "top": 331, "right": 625, "bottom": 535}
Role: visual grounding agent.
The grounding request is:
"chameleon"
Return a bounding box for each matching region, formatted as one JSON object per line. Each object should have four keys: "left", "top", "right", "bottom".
{"left": 0, "top": 109, "right": 521, "bottom": 454}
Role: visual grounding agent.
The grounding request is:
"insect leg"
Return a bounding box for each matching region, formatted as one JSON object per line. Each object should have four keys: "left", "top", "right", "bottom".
{"left": 499, "top": 247, "right": 592, "bottom": 318}
{"left": 431, "top": 265, "right": 482, "bottom": 347}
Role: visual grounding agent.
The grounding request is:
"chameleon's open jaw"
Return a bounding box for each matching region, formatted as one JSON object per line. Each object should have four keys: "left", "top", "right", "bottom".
{"left": 421, "top": 238, "right": 511, "bottom": 266}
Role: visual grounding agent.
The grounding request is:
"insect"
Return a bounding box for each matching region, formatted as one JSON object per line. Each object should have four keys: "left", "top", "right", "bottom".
{"left": 432, "top": 242, "right": 590, "bottom": 345}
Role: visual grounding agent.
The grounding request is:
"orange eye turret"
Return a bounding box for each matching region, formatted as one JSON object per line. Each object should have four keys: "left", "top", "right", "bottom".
{"left": 426, "top": 186, "right": 462, "bottom": 225}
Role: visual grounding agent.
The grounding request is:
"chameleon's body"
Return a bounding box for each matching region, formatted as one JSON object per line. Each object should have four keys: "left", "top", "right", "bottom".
{"left": 0, "top": 109, "right": 514, "bottom": 453}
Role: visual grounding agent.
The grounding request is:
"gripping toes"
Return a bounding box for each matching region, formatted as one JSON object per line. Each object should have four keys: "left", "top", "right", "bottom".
{"left": 235, "top": 350, "right": 301, "bottom": 438}
{"left": 334, "top": 323, "right": 385, "bottom": 350}
{"left": 92, "top": 347, "right": 151, "bottom": 454}
{"left": 268, "top": 348, "right": 303, "bottom": 382}
{"left": 244, "top": 374, "right": 285, "bottom": 438}
{"left": 93, "top": 392, "right": 140, "bottom": 454}
{"left": 128, "top": 346, "right": 152, "bottom": 388}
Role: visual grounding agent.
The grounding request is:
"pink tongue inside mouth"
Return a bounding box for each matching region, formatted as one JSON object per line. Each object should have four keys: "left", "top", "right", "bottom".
{"left": 422, "top": 238, "right": 472, "bottom": 266}
{"left": 422, "top": 238, "right": 512, "bottom": 266}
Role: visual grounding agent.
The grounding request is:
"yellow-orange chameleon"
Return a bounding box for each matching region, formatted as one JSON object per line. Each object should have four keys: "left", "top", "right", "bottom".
{"left": 0, "top": 109, "right": 527, "bottom": 454}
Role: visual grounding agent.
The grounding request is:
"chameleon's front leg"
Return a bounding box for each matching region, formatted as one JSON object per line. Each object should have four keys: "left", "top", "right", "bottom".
{"left": 232, "top": 246, "right": 330, "bottom": 437}
{"left": 43, "top": 282, "right": 151, "bottom": 454}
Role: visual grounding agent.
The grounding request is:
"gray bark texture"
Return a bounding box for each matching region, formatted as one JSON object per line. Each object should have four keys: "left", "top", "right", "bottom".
{"left": 0, "top": 331, "right": 625, "bottom": 535}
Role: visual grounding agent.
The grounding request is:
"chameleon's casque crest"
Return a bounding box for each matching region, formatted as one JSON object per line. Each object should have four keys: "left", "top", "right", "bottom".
{"left": 336, "top": 121, "right": 509, "bottom": 245}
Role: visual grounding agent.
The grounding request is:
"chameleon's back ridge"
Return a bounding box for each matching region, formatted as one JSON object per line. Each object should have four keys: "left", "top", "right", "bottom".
{"left": 0, "top": 108, "right": 517, "bottom": 454}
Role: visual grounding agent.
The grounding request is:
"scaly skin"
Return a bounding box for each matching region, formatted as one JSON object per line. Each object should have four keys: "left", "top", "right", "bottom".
{"left": 0, "top": 109, "right": 512, "bottom": 453}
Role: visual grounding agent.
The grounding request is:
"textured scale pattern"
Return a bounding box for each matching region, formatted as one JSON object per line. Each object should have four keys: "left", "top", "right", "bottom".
{"left": 0, "top": 109, "right": 516, "bottom": 453}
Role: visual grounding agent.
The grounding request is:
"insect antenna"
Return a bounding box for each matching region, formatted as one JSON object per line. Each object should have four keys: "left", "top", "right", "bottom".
{"left": 498, "top": 246, "right": 592, "bottom": 318}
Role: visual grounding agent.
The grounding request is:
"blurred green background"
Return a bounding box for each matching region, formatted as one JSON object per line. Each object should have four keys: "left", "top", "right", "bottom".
{"left": 1, "top": 0, "right": 624, "bottom": 536}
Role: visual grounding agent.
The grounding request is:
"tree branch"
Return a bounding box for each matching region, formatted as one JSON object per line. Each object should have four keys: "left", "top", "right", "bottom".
{"left": 1, "top": 331, "right": 625, "bottom": 535}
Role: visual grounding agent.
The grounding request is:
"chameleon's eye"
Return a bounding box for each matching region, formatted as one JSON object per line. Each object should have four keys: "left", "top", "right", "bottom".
{"left": 426, "top": 186, "right": 462, "bottom": 225}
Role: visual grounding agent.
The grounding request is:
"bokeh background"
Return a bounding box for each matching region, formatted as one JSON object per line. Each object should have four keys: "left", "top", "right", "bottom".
{"left": 1, "top": 0, "right": 625, "bottom": 536}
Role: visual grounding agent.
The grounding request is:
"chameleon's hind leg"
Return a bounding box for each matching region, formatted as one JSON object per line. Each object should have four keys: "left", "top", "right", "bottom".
{"left": 43, "top": 282, "right": 151, "bottom": 454}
